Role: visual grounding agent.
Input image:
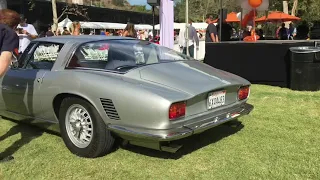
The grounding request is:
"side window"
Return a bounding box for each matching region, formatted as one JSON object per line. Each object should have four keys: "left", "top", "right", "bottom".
{"left": 18, "top": 43, "right": 36, "bottom": 68}
{"left": 66, "top": 41, "right": 160, "bottom": 71}
{"left": 25, "top": 43, "right": 63, "bottom": 70}
{"left": 67, "top": 43, "right": 110, "bottom": 69}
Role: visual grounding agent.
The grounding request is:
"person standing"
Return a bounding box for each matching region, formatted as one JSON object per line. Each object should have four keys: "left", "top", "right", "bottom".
{"left": 71, "top": 21, "right": 81, "bottom": 36}
{"left": 122, "top": 23, "right": 137, "bottom": 38}
{"left": 16, "top": 14, "right": 38, "bottom": 54}
{"left": 178, "top": 19, "right": 199, "bottom": 58}
{"left": 62, "top": 27, "right": 70, "bottom": 35}
{"left": 0, "top": 9, "right": 20, "bottom": 162}
{"left": 0, "top": 9, "right": 19, "bottom": 77}
{"left": 45, "top": 26, "right": 54, "bottom": 37}
{"left": 216, "top": 20, "right": 232, "bottom": 41}
{"left": 278, "top": 23, "right": 288, "bottom": 40}
{"left": 288, "top": 23, "right": 297, "bottom": 40}
{"left": 205, "top": 14, "right": 219, "bottom": 43}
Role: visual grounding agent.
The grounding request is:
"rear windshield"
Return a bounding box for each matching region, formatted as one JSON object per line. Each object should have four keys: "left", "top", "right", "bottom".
{"left": 66, "top": 39, "right": 193, "bottom": 72}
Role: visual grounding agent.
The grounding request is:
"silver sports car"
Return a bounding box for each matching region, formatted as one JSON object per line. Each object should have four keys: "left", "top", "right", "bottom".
{"left": 0, "top": 36, "right": 253, "bottom": 158}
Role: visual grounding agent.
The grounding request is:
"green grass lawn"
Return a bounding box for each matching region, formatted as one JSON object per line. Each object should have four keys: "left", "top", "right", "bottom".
{"left": 0, "top": 85, "right": 320, "bottom": 180}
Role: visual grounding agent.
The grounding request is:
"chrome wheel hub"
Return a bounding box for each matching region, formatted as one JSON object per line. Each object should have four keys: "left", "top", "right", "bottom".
{"left": 65, "top": 104, "right": 93, "bottom": 148}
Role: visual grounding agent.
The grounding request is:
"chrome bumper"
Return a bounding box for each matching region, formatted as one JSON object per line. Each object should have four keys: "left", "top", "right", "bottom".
{"left": 108, "top": 103, "right": 254, "bottom": 142}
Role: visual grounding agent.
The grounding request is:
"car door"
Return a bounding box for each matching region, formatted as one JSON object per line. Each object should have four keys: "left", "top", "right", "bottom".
{"left": 0, "top": 42, "right": 63, "bottom": 117}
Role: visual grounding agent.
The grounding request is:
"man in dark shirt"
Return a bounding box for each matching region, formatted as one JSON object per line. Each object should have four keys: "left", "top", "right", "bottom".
{"left": 205, "top": 14, "right": 219, "bottom": 43}
{"left": 0, "top": 9, "right": 19, "bottom": 77}
{"left": 278, "top": 23, "right": 288, "bottom": 40}
{"left": 296, "top": 21, "right": 309, "bottom": 40}
{"left": 216, "top": 22, "right": 232, "bottom": 41}
{"left": 0, "top": 9, "right": 20, "bottom": 162}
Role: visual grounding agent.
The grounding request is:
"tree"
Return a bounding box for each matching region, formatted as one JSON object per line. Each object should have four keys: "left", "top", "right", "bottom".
{"left": 174, "top": 0, "right": 220, "bottom": 22}
{"left": 130, "top": 5, "right": 150, "bottom": 13}
{"left": 174, "top": 0, "right": 241, "bottom": 22}
{"left": 112, "top": 0, "right": 125, "bottom": 7}
{"left": 0, "top": 0, "right": 6, "bottom": 9}
{"left": 173, "top": 0, "right": 320, "bottom": 23}
{"left": 52, "top": 0, "right": 59, "bottom": 31}
{"left": 291, "top": 0, "right": 298, "bottom": 16}
{"left": 51, "top": 0, "right": 90, "bottom": 31}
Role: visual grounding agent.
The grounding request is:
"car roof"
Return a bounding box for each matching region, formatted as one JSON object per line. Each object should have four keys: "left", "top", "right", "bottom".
{"left": 34, "top": 35, "right": 135, "bottom": 44}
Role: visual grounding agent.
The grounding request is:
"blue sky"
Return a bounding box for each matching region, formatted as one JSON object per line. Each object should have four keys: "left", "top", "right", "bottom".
{"left": 128, "top": 0, "right": 152, "bottom": 9}
{"left": 128, "top": 0, "right": 148, "bottom": 6}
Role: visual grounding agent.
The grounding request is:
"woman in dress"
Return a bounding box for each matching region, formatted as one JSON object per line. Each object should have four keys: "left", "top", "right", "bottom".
{"left": 71, "top": 21, "right": 81, "bottom": 36}
{"left": 122, "top": 23, "right": 137, "bottom": 38}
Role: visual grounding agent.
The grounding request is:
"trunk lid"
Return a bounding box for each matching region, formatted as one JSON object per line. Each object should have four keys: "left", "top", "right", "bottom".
{"left": 137, "top": 61, "right": 249, "bottom": 96}
{"left": 125, "top": 60, "right": 251, "bottom": 116}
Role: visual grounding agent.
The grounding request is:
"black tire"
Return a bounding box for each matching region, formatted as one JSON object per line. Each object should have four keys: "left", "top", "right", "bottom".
{"left": 59, "top": 97, "right": 115, "bottom": 158}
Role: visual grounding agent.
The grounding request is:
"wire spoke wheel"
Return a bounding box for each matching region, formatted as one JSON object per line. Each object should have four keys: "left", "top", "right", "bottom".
{"left": 65, "top": 104, "right": 93, "bottom": 148}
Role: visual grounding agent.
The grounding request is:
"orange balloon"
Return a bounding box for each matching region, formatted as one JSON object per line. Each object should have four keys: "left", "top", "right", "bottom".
{"left": 248, "top": 0, "right": 262, "bottom": 8}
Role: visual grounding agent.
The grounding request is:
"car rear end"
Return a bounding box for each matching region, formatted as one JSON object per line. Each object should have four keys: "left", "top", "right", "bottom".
{"left": 108, "top": 82, "right": 253, "bottom": 153}
{"left": 166, "top": 84, "right": 252, "bottom": 136}
{"left": 109, "top": 82, "right": 253, "bottom": 148}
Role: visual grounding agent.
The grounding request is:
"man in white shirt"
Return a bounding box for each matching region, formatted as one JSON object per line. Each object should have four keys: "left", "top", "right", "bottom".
{"left": 178, "top": 19, "right": 199, "bottom": 58}
{"left": 16, "top": 14, "right": 38, "bottom": 54}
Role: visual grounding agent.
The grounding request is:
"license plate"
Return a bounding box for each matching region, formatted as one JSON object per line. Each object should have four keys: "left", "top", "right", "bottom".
{"left": 207, "top": 90, "right": 226, "bottom": 109}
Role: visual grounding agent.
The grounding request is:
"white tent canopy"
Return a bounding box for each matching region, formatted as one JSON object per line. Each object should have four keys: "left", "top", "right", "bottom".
{"left": 58, "top": 18, "right": 154, "bottom": 30}
{"left": 155, "top": 23, "right": 183, "bottom": 30}
{"left": 58, "top": 18, "right": 127, "bottom": 30}
{"left": 80, "top": 22, "right": 127, "bottom": 29}
{"left": 57, "top": 18, "right": 73, "bottom": 31}
{"left": 155, "top": 22, "right": 216, "bottom": 30}
{"left": 58, "top": 18, "right": 213, "bottom": 32}
{"left": 135, "top": 24, "right": 153, "bottom": 30}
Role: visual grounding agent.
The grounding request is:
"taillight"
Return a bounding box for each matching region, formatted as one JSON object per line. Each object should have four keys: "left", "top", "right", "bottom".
{"left": 238, "top": 86, "right": 250, "bottom": 100}
{"left": 169, "top": 101, "right": 186, "bottom": 120}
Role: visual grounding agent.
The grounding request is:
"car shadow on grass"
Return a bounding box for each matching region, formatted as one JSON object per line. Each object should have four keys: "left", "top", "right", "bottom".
{"left": 0, "top": 117, "right": 59, "bottom": 161}
{"left": 121, "top": 120, "right": 244, "bottom": 160}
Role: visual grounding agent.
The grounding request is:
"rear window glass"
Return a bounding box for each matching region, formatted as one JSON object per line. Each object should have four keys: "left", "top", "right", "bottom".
{"left": 67, "top": 39, "right": 192, "bottom": 72}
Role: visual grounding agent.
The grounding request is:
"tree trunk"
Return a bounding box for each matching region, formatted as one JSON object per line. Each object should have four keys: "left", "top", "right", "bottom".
{"left": 204, "top": 0, "right": 210, "bottom": 20}
{"left": 291, "top": 0, "right": 298, "bottom": 16}
{"left": 283, "top": 1, "right": 290, "bottom": 28}
{"left": 0, "top": 0, "right": 7, "bottom": 10}
{"left": 52, "top": 0, "right": 58, "bottom": 32}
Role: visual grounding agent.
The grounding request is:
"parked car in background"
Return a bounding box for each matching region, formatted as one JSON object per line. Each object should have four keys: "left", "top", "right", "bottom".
{"left": 0, "top": 36, "right": 253, "bottom": 158}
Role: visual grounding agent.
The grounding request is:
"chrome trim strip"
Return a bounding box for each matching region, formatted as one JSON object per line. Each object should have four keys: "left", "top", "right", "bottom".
{"left": 64, "top": 67, "right": 126, "bottom": 74}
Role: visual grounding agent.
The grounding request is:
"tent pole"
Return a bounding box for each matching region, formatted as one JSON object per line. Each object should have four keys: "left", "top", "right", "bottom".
{"left": 219, "top": 0, "right": 222, "bottom": 42}
{"left": 240, "top": 8, "right": 242, "bottom": 41}
{"left": 152, "top": 5, "right": 155, "bottom": 42}
{"left": 186, "top": 0, "right": 189, "bottom": 56}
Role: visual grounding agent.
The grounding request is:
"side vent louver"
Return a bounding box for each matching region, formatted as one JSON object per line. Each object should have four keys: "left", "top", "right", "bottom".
{"left": 100, "top": 98, "right": 120, "bottom": 120}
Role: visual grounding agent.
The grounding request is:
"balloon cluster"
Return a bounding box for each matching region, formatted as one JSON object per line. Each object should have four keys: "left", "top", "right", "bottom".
{"left": 237, "top": 0, "right": 269, "bottom": 42}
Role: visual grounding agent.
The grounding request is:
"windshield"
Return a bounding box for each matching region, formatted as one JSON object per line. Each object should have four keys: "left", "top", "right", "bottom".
{"left": 67, "top": 39, "right": 193, "bottom": 72}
